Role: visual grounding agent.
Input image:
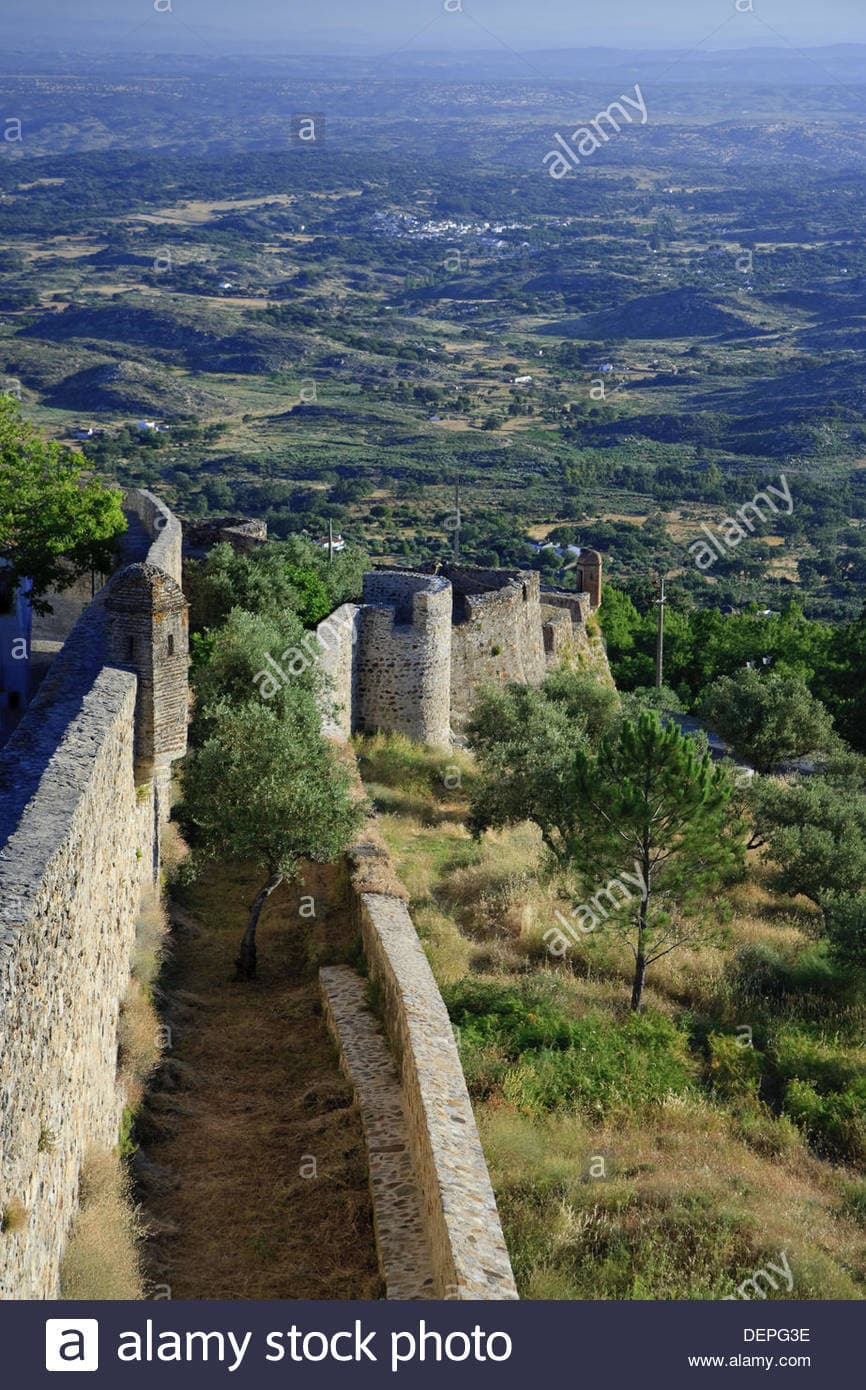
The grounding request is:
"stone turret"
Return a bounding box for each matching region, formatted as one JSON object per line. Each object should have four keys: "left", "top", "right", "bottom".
{"left": 104, "top": 563, "right": 189, "bottom": 795}
{"left": 576, "top": 548, "right": 602, "bottom": 610}
{"left": 358, "top": 571, "right": 452, "bottom": 746}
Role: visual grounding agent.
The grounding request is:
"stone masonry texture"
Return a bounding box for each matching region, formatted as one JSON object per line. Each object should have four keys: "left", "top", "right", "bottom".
{"left": 320, "top": 964, "right": 436, "bottom": 1299}
{"left": 350, "top": 883, "right": 518, "bottom": 1299}
{"left": 318, "top": 562, "right": 604, "bottom": 745}
{"left": 0, "top": 491, "right": 187, "bottom": 1298}
{"left": 358, "top": 572, "right": 452, "bottom": 747}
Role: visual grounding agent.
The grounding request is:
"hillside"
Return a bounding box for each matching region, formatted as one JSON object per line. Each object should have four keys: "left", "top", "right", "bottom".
{"left": 359, "top": 734, "right": 866, "bottom": 1301}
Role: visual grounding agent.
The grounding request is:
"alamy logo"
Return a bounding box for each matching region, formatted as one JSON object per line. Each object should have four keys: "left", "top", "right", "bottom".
{"left": 45, "top": 1319, "right": 99, "bottom": 1372}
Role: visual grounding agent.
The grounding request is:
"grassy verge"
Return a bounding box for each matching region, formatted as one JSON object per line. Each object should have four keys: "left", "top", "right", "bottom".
{"left": 357, "top": 732, "right": 866, "bottom": 1301}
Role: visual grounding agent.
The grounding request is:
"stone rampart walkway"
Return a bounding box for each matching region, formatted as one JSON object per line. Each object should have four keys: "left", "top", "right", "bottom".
{"left": 320, "top": 964, "right": 436, "bottom": 1299}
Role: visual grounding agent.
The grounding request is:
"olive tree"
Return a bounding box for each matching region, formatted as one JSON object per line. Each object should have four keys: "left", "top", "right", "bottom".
{"left": 182, "top": 699, "right": 364, "bottom": 979}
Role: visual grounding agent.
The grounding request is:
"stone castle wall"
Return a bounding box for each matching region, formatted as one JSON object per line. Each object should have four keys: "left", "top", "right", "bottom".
{"left": 315, "top": 603, "right": 361, "bottom": 740}
{"left": 357, "top": 572, "right": 452, "bottom": 747}
{"left": 446, "top": 567, "right": 547, "bottom": 729}
{"left": 0, "top": 492, "right": 187, "bottom": 1298}
{"left": 0, "top": 666, "right": 147, "bottom": 1298}
{"left": 318, "top": 563, "right": 604, "bottom": 745}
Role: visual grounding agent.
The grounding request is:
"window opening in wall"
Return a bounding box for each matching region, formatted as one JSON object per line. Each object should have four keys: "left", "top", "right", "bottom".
{"left": 127, "top": 636, "right": 135, "bottom": 662}
{"left": 167, "top": 634, "right": 175, "bottom": 657}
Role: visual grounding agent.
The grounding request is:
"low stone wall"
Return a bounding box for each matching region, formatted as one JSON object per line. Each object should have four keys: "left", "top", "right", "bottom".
{"left": 320, "top": 964, "right": 435, "bottom": 1300}
{"left": 338, "top": 773, "right": 517, "bottom": 1302}
{"left": 351, "top": 890, "right": 517, "bottom": 1299}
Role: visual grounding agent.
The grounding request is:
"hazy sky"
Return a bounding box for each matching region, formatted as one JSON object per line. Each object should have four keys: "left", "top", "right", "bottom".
{"left": 5, "top": 0, "right": 866, "bottom": 50}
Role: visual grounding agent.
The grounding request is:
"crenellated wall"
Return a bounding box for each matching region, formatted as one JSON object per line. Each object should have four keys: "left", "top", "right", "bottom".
{"left": 0, "top": 491, "right": 188, "bottom": 1298}
{"left": 445, "top": 567, "right": 547, "bottom": 729}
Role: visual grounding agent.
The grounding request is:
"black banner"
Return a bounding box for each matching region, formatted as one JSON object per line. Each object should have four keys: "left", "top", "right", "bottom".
{"left": 5, "top": 1299, "right": 856, "bottom": 1387}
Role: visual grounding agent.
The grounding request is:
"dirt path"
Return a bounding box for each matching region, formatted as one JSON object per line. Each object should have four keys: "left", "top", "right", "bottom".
{"left": 136, "top": 859, "right": 382, "bottom": 1300}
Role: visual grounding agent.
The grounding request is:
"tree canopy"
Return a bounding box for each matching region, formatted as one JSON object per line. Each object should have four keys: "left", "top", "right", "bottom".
{"left": 701, "top": 669, "right": 838, "bottom": 774}
{"left": 180, "top": 536, "right": 366, "bottom": 977}
{"left": 466, "top": 670, "right": 620, "bottom": 866}
{"left": 564, "top": 712, "right": 741, "bottom": 1010}
{"left": 184, "top": 534, "right": 366, "bottom": 633}
{"left": 468, "top": 687, "right": 741, "bottom": 1010}
{"left": 0, "top": 398, "right": 126, "bottom": 610}
{"left": 182, "top": 697, "right": 363, "bottom": 978}
{"left": 748, "top": 759, "right": 866, "bottom": 910}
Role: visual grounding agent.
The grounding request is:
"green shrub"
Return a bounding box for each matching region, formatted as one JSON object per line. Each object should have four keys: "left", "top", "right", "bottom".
{"left": 730, "top": 942, "right": 843, "bottom": 1007}
{"left": 707, "top": 1032, "right": 765, "bottom": 1101}
{"left": 772, "top": 1027, "right": 861, "bottom": 1093}
{"left": 764, "top": 1025, "right": 866, "bottom": 1162}
{"left": 118, "top": 1105, "right": 138, "bottom": 1161}
{"left": 839, "top": 1181, "right": 866, "bottom": 1227}
{"left": 444, "top": 978, "right": 695, "bottom": 1118}
{"left": 783, "top": 1078, "right": 866, "bottom": 1163}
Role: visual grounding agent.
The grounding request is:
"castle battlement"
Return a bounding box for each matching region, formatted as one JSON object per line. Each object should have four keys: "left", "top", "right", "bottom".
{"left": 318, "top": 556, "right": 602, "bottom": 744}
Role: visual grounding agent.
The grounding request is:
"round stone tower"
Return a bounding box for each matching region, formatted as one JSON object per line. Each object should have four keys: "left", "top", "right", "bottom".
{"left": 358, "top": 570, "right": 452, "bottom": 746}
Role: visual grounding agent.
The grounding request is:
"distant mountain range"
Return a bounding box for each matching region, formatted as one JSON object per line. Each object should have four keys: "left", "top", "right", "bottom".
{"left": 1, "top": 41, "right": 865, "bottom": 85}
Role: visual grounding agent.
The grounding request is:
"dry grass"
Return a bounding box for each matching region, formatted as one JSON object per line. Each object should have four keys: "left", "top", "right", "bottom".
{"left": 0, "top": 1197, "right": 28, "bottom": 1236}
{"left": 333, "top": 736, "right": 409, "bottom": 899}
{"left": 159, "top": 819, "right": 189, "bottom": 882}
{"left": 60, "top": 1150, "right": 144, "bottom": 1300}
{"left": 361, "top": 732, "right": 866, "bottom": 1301}
{"left": 131, "top": 894, "right": 170, "bottom": 987}
{"left": 64, "top": 882, "right": 174, "bottom": 1299}
{"left": 478, "top": 1105, "right": 866, "bottom": 1300}
{"left": 118, "top": 980, "right": 163, "bottom": 1096}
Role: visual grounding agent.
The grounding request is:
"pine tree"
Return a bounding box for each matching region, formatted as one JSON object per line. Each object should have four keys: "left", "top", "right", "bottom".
{"left": 571, "top": 712, "right": 740, "bottom": 1010}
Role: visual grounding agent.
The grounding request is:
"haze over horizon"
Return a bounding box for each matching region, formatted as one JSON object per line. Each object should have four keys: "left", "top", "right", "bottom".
{"left": 4, "top": 0, "right": 866, "bottom": 53}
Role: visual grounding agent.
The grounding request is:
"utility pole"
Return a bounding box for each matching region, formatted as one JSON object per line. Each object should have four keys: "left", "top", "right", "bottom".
{"left": 453, "top": 478, "right": 461, "bottom": 563}
{"left": 655, "top": 571, "right": 666, "bottom": 690}
{"left": 328, "top": 517, "right": 333, "bottom": 566}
